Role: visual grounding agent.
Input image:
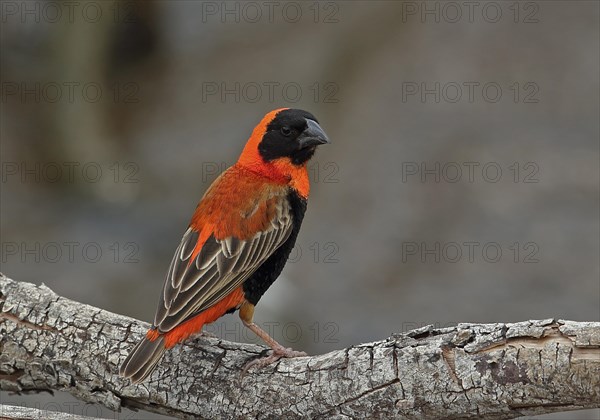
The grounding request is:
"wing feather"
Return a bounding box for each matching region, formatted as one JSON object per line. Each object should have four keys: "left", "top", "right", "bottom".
{"left": 153, "top": 194, "right": 293, "bottom": 332}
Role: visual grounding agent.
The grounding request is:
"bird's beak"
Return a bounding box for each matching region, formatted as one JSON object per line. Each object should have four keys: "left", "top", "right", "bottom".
{"left": 298, "top": 119, "right": 331, "bottom": 149}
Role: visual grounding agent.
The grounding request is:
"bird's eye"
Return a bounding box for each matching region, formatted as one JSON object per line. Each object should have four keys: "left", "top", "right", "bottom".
{"left": 280, "top": 127, "right": 291, "bottom": 137}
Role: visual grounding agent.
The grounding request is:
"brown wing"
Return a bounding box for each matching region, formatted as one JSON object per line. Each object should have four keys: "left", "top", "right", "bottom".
{"left": 153, "top": 195, "right": 293, "bottom": 332}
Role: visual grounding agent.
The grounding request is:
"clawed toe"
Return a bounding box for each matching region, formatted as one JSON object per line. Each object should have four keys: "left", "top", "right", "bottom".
{"left": 241, "top": 347, "right": 307, "bottom": 378}
{"left": 241, "top": 352, "right": 281, "bottom": 377}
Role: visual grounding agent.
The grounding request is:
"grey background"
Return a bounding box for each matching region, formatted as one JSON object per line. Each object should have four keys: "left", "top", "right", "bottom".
{"left": 1, "top": 1, "right": 598, "bottom": 418}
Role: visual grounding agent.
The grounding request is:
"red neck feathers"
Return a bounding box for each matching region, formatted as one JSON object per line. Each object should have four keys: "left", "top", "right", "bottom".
{"left": 236, "top": 108, "right": 310, "bottom": 199}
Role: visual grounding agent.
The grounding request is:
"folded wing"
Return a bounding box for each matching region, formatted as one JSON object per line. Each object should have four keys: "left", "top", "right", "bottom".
{"left": 153, "top": 194, "right": 293, "bottom": 332}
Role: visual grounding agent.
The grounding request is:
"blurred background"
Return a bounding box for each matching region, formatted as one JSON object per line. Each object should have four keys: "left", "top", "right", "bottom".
{"left": 1, "top": 1, "right": 598, "bottom": 419}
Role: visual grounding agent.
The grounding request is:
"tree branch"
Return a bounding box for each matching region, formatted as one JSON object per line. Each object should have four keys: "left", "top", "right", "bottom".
{"left": 0, "top": 404, "right": 103, "bottom": 420}
{"left": 0, "top": 274, "right": 598, "bottom": 419}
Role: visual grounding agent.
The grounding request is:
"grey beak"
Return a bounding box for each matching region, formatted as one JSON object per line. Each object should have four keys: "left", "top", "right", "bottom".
{"left": 298, "top": 119, "right": 331, "bottom": 148}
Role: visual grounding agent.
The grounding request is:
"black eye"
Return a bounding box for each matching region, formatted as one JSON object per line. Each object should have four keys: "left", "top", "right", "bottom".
{"left": 280, "top": 126, "right": 291, "bottom": 136}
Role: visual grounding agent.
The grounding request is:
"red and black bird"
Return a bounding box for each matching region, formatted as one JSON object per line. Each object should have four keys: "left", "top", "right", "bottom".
{"left": 120, "top": 108, "right": 330, "bottom": 383}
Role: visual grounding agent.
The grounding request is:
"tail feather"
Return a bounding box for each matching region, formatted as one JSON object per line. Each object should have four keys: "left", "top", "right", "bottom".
{"left": 120, "top": 335, "right": 167, "bottom": 384}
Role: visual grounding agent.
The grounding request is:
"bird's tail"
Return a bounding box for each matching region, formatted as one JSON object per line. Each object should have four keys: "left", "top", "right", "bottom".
{"left": 119, "top": 333, "right": 167, "bottom": 384}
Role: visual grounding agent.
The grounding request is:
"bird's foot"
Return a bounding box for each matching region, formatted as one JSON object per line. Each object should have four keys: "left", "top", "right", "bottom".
{"left": 241, "top": 345, "right": 307, "bottom": 377}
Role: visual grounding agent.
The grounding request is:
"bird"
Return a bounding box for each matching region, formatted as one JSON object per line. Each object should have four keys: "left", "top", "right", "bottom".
{"left": 119, "top": 108, "right": 330, "bottom": 383}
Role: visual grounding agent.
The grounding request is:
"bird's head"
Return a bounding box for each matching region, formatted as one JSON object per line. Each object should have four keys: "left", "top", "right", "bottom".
{"left": 238, "top": 108, "right": 330, "bottom": 181}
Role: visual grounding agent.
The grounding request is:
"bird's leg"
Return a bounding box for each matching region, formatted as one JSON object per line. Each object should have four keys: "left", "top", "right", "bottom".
{"left": 239, "top": 302, "right": 307, "bottom": 375}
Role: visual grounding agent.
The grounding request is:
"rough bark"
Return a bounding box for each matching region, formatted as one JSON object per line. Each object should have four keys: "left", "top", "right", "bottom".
{"left": 0, "top": 274, "right": 598, "bottom": 419}
{"left": 0, "top": 404, "right": 104, "bottom": 420}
